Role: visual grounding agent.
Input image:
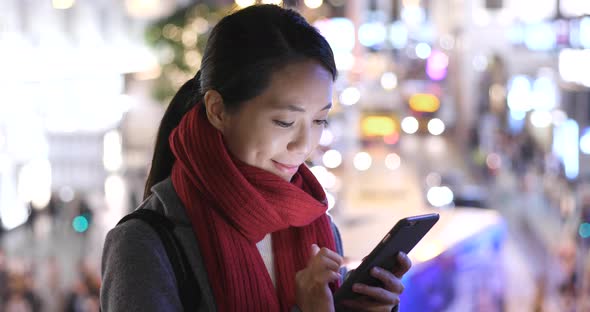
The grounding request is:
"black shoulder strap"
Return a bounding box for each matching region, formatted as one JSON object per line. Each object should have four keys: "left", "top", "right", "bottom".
{"left": 117, "top": 209, "right": 200, "bottom": 311}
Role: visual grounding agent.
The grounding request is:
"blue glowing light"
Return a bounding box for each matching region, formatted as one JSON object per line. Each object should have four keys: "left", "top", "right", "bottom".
{"left": 579, "top": 223, "right": 590, "bottom": 239}
{"left": 72, "top": 215, "right": 89, "bottom": 233}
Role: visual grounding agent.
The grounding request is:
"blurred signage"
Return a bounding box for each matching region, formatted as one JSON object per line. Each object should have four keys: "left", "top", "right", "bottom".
{"left": 361, "top": 116, "right": 397, "bottom": 137}
{"left": 409, "top": 94, "right": 440, "bottom": 113}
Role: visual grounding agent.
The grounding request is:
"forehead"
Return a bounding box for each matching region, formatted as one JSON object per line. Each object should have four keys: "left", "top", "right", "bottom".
{"left": 248, "top": 61, "right": 333, "bottom": 110}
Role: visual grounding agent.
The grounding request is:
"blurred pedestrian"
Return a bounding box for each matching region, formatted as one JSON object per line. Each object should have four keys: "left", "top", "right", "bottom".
{"left": 4, "top": 291, "right": 32, "bottom": 312}
{"left": 42, "top": 256, "right": 63, "bottom": 312}
{"left": 63, "top": 279, "right": 92, "bottom": 312}
{"left": 78, "top": 195, "right": 92, "bottom": 226}
{"left": 101, "top": 4, "right": 411, "bottom": 312}
{"left": 4, "top": 272, "right": 40, "bottom": 312}
{"left": 46, "top": 192, "right": 60, "bottom": 231}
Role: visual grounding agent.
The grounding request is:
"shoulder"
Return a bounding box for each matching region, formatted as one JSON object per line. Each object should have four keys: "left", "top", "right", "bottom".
{"left": 100, "top": 202, "right": 183, "bottom": 311}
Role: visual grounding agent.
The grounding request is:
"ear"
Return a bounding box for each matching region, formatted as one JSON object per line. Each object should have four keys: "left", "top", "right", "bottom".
{"left": 203, "top": 90, "right": 227, "bottom": 132}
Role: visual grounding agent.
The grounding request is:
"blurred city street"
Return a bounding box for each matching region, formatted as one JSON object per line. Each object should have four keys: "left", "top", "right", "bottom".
{"left": 1, "top": 0, "right": 590, "bottom": 311}
{"left": 0, "top": 135, "right": 579, "bottom": 311}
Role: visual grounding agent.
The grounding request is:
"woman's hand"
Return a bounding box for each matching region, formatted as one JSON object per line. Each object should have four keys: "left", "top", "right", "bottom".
{"left": 341, "top": 252, "right": 412, "bottom": 312}
{"left": 295, "top": 244, "right": 343, "bottom": 312}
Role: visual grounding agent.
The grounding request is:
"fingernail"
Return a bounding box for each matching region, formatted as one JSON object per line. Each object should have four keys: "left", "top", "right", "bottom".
{"left": 372, "top": 267, "right": 381, "bottom": 274}
{"left": 352, "top": 283, "right": 362, "bottom": 291}
{"left": 398, "top": 252, "right": 406, "bottom": 258}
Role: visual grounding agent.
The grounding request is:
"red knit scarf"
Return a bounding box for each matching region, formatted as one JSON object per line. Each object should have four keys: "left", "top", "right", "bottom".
{"left": 169, "top": 103, "right": 338, "bottom": 311}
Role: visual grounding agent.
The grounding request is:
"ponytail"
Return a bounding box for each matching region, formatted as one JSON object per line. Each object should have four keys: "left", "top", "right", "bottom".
{"left": 143, "top": 71, "right": 203, "bottom": 199}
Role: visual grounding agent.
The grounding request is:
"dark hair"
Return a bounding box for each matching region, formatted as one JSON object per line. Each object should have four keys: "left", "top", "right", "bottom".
{"left": 143, "top": 4, "right": 337, "bottom": 199}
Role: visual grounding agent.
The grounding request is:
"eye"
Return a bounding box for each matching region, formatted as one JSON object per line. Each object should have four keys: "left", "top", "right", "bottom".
{"left": 314, "top": 119, "right": 329, "bottom": 127}
{"left": 273, "top": 120, "right": 295, "bottom": 128}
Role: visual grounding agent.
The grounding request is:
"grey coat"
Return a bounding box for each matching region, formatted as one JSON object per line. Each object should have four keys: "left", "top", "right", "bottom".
{"left": 100, "top": 178, "right": 344, "bottom": 311}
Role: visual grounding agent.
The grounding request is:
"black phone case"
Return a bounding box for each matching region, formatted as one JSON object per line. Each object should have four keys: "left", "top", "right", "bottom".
{"left": 334, "top": 213, "right": 440, "bottom": 307}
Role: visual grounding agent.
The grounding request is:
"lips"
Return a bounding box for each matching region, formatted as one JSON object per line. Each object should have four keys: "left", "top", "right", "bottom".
{"left": 272, "top": 160, "right": 300, "bottom": 175}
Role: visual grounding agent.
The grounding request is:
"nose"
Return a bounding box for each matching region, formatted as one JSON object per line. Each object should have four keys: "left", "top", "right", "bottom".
{"left": 287, "top": 124, "right": 312, "bottom": 156}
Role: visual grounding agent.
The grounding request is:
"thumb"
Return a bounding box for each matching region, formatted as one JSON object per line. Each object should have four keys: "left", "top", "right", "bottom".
{"left": 311, "top": 243, "right": 320, "bottom": 256}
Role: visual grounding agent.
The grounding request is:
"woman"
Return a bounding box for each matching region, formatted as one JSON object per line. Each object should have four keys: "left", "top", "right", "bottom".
{"left": 100, "top": 4, "right": 411, "bottom": 311}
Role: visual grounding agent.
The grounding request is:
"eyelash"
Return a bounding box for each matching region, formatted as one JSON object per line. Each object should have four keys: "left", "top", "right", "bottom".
{"left": 272, "top": 120, "right": 329, "bottom": 128}
{"left": 315, "top": 119, "right": 329, "bottom": 127}
{"left": 273, "top": 120, "right": 294, "bottom": 128}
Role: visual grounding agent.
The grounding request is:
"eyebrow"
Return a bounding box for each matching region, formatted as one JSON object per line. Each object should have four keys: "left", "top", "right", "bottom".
{"left": 274, "top": 103, "right": 332, "bottom": 112}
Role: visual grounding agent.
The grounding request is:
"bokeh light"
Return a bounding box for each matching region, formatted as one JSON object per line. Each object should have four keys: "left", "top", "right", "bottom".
{"left": 340, "top": 87, "right": 361, "bottom": 106}
{"left": 323, "top": 149, "right": 343, "bottom": 169}
{"left": 427, "top": 118, "right": 445, "bottom": 136}
{"left": 353, "top": 152, "right": 372, "bottom": 171}
{"left": 385, "top": 153, "right": 401, "bottom": 170}
{"left": 401, "top": 117, "right": 419, "bottom": 134}
{"left": 486, "top": 153, "right": 502, "bottom": 170}
{"left": 304, "top": 0, "right": 323, "bottom": 9}
{"left": 310, "top": 166, "right": 337, "bottom": 189}
{"left": 427, "top": 186, "right": 454, "bottom": 207}
{"left": 235, "top": 0, "right": 256, "bottom": 7}
{"left": 415, "top": 43, "right": 432, "bottom": 59}
{"left": 319, "top": 129, "right": 334, "bottom": 146}
{"left": 72, "top": 215, "right": 90, "bottom": 233}
{"left": 530, "top": 111, "right": 553, "bottom": 128}
{"left": 381, "top": 72, "right": 398, "bottom": 90}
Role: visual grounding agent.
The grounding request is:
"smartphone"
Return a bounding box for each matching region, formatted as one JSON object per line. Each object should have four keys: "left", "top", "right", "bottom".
{"left": 334, "top": 213, "right": 440, "bottom": 305}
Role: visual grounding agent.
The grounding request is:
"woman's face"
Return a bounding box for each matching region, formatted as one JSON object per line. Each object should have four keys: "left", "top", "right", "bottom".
{"left": 220, "top": 61, "right": 333, "bottom": 181}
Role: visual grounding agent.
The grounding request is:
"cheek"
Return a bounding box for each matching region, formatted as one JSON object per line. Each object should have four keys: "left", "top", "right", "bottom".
{"left": 227, "top": 126, "right": 285, "bottom": 165}
{"left": 311, "top": 128, "right": 323, "bottom": 147}
{"left": 255, "top": 131, "right": 288, "bottom": 157}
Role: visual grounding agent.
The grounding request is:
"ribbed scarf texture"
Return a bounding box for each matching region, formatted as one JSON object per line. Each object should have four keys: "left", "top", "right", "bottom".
{"left": 169, "top": 103, "right": 338, "bottom": 311}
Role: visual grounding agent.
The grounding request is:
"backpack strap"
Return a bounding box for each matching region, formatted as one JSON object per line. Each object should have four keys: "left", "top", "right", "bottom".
{"left": 117, "top": 209, "right": 200, "bottom": 311}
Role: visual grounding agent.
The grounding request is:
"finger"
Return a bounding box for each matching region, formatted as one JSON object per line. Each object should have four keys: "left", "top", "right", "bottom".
{"left": 314, "top": 270, "right": 342, "bottom": 284}
{"left": 352, "top": 283, "right": 399, "bottom": 305}
{"left": 316, "top": 247, "right": 344, "bottom": 267}
{"left": 392, "top": 252, "right": 412, "bottom": 279}
{"left": 315, "top": 255, "right": 342, "bottom": 272}
{"left": 370, "top": 267, "right": 404, "bottom": 294}
{"left": 309, "top": 245, "right": 342, "bottom": 271}
{"left": 311, "top": 244, "right": 320, "bottom": 256}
